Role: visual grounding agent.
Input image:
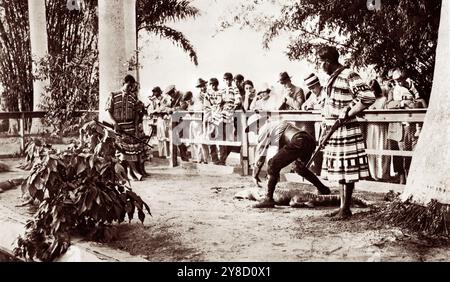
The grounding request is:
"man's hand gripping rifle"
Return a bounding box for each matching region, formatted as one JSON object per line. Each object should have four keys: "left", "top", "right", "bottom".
{"left": 306, "top": 118, "right": 346, "bottom": 168}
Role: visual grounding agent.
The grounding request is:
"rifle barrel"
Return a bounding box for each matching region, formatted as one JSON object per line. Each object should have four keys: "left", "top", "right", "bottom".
{"left": 95, "top": 120, "right": 154, "bottom": 149}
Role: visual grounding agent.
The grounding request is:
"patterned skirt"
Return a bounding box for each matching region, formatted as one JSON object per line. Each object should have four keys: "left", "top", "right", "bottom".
{"left": 115, "top": 121, "right": 143, "bottom": 162}
{"left": 321, "top": 119, "right": 370, "bottom": 184}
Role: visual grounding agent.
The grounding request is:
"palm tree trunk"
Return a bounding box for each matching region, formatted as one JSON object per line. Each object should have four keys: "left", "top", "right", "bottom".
{"left": 401, "top": 0, "right": 450, "bottom": 205}
{"left": 98, "top": 0, "right": 137, "bottom": 121}
{"left": 28, "top": 0, "right": 49, "bottom": 134}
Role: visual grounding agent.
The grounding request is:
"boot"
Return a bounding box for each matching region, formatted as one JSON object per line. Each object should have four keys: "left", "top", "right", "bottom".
{"left": 253, "top": 197, "right": 275, "bottom": 208}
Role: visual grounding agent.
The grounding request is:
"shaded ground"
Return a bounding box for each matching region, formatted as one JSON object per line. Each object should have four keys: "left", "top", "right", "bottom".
{"left": 1, "top": 158, "right": 450, "bottom": 262}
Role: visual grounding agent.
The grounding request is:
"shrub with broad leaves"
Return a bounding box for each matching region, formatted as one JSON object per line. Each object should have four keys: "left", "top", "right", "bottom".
{"left": 14, "top": 140, "right": 151, "bottom": 261}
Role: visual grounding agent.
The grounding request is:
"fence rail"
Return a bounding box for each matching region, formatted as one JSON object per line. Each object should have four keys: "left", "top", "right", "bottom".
{"left": 0, "top": 109, "right": 427, "bottom": 177}
{"left": 0, "top": 110, "right": 98, "bottom": 156}
{"left": 168, "top": 109, "right": 427, "bottom": 176}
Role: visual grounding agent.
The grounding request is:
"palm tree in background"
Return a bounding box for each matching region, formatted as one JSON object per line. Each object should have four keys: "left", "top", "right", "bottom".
{"left": 137, "top": 0, "right": 200, "bottom": 65}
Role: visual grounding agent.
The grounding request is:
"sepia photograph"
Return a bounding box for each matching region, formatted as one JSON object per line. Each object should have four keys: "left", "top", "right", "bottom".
{"left": 0, "top": 0, "right": 449, "bottom": 269}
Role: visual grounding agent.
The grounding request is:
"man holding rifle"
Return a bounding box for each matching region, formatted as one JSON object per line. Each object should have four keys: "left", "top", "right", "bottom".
{"left": 316, "top": 46, "right": 375, "bottom": 219}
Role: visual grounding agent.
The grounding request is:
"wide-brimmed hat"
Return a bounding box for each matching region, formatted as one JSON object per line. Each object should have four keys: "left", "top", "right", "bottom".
{"left": 164, "top": 85, "right": 176, "bottom": 95}
{"left": 304, "top": 73, "right": 320, "bottom": 89}
{"left": 196, "top": 78, "right": 207, "bottom": 88}
{"left": 278, "top": 72, "right": 291, "bottom": 83}
{"left": 256, "top": 83, "right": 271, "bottom": 95}
{"left": 152, "top": 86, "right": 162, "bottom": 93}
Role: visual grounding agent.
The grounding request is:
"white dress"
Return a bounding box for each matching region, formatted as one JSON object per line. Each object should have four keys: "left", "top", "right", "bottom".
{"left": 366, "top": 97, "right": 390, "bottom": 180}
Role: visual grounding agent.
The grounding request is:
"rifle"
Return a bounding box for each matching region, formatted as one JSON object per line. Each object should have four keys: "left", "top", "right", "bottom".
{"left": 94, "top": 120, "right": 154, "bottom": 149}
{"left": 306, "top": 118, "right": 346, "bottom": 168}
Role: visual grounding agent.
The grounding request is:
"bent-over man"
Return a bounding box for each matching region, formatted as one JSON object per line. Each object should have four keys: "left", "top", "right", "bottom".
{"left": 249, "top": 116, "right": 331, "bottom": 208}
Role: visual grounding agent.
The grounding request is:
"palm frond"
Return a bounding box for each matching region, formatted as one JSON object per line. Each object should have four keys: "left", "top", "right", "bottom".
{"left": 140, "top": 24, "right": 198, "bottom": 65}
{"left": 137, "top": 0, "right": 200, "bottom": 28}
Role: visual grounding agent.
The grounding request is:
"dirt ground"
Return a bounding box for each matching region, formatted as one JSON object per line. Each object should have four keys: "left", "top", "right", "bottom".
{"left": 2, "top": 158, "right": 450, "bottom": 262}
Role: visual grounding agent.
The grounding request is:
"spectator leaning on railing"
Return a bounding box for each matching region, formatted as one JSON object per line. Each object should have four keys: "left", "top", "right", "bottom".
{"left": 302, "top": 73, "right": 326, "bottom": 111}
{"left": 189, "top": 78, "right": 209, "bottom": 163}
{"left": 385, "top": 68, "right": 427, "bottom": 184}
{"left": 242, "top": 80, "right": 256, "bottom": 111}
{"left": 249, "top": 83, "right": 272, "bottom": 111}
{"left": 301, "top": 73, "right": 327, "bottom": 176}
{"left": 278, "top": 72, "right": 306, "bottom": 110}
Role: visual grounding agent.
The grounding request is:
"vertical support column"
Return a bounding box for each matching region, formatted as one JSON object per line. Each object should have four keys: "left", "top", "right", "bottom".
{"left": 239, "top": 111, "right": 249, "bottom": 176}
{"left": 28, "top": 0, "right": 49, "bottom": 133}
{"left": 123, "top": 0, "right": 138, "bottom": 80}
{"left": 98, "top": 0, "right": 136, "bottom": 121}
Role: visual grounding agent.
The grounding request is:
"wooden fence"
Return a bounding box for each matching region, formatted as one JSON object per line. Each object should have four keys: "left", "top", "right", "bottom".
{"left": 0, "top": 111, "right": 97, "bottom": 157}
{"left": 0, "top": 109, "right": 427, "bottom": 177}
{"left": 168, "top": 109, "right": 427, "bottom": 176}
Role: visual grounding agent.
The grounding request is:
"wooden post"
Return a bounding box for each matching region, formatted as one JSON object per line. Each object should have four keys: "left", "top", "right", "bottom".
{"left": 239, "top": 111, "right": 249, "bottom": 176}
{"left": 19, "top": 112, "right": 25, "bottom": 153}
{"left": 98, "top": 0, "right": 136, "bottom": 121}
{"left": 169, "top": 115, "right": 178, "bottom": 167}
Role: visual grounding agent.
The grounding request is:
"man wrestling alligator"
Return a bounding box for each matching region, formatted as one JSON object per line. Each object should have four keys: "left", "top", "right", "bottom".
{"left": 247, "top": 114, "right": 331, "bottom": 208}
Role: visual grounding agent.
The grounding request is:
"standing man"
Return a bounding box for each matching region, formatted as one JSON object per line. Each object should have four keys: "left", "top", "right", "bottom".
{"left": 148, "top": 86, "right": 170, "bottom": 159}
{"left": 218, "top": 72, "right": 241, "bottom": 165}
{"left": 302, "top": 73, "right": 327, "bottom": 176}
{"left": 316, "top": 46, "right": 375, "bottom": 219}
{"left": 278, "top": 72, "right": 306, "bottom": 110}
{"left": 234, "top": 74, "right": 245, "bottom": 103}
{"left": 203, "top": 78, "right": 222, "bottom": 164}
{"left": 190, "top": 78, "right": 209, "bottom": 163}
{"left": 105, "top": 74, "right": 143, "bottom": 181}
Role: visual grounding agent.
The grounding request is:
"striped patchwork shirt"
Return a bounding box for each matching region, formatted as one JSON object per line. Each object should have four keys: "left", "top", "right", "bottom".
{"left": 105, "top": 84, "right": 139, "bottom": 134}
{"left": 221, "top": 85, "right": 241, "bottom": 110}
{"left": 322, "top": 67, "right": 375, "bottom": 122}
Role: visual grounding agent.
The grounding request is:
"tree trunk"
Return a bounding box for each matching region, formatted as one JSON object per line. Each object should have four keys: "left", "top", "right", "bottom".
{"left": 28, "top": 0, "right": 49, "bottom": 134}
{"left": 401, "top": 1, "right": 450, "bottom": 205}
{"left": 98, "top": 0, "right": 137, "bottom": 121}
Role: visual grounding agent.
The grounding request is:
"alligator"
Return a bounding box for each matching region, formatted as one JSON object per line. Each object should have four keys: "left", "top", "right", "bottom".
{"left": 0, "top": 178, "right": 24, "bottom": 193}
{"left": 234, "top": 187, "right": 370, "bottom": 208}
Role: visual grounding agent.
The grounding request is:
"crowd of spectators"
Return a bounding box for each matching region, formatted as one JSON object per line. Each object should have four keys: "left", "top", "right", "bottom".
{"left": 143, "top": 67, "right": 427, "bottom": 184}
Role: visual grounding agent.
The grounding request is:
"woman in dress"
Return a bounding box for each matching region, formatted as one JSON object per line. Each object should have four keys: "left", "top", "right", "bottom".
{"left": 366, "top": 79, "right": 390, "bottom": 180}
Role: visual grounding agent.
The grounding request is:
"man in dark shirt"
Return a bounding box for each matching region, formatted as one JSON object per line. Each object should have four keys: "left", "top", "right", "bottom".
{"left": 248, "top": 115, "right": 331, "bottom": 208}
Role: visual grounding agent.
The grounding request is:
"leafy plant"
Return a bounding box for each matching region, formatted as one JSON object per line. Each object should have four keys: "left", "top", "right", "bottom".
{"left": 14, "top": 139, "right": 151, "bottom": 261}
{"left": 18, "top": 139, "right": 52, "bottom": 171}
